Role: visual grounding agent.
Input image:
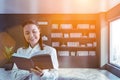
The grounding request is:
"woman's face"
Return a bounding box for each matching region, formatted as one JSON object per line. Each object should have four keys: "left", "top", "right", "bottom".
{"left": 23, "top": 24, "right": 40, "bottom": 47}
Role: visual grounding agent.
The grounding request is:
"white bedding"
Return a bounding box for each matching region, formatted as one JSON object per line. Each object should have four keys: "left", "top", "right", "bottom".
{"left": 0, "top": 68, "right": 11, "bottom": 80}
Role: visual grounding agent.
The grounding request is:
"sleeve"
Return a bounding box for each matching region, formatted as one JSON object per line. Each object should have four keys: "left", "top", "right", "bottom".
{"left": 11, "top": 48, "right": 30, "bottom": 80}
{"left": 11, "top": 69, "right": 30, "bottom": 80}
{"left": 41, "top": 69, "right": 59, "bottom": 79}
{"left": 40, "top": 47, "right": 59, "bottom": 79}
{"left": 50, "top": 47, "right": 59, "bottom": 70}
{"left": 12, "top": 48, "right": 23, "bottom": 57}
{"left": 12, "top": 47, "right": 23, "bottom": 69}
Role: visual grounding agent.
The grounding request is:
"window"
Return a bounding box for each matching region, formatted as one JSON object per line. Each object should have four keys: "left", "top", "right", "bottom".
{"left": 110, "top": 18, "right": 120, "bottom": 67}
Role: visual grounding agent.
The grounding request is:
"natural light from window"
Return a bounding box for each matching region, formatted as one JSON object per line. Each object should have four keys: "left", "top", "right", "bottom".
{"left": 110, "top": 18, "right": 120, "bottom": 67}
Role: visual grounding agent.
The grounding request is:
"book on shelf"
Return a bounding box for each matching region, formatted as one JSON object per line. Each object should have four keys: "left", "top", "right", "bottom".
{"left": 11, "top": 54, "right": 53, "bottom": 70}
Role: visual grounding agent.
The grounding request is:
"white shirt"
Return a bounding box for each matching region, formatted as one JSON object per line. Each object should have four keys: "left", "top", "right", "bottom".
{"left": 12, "top": 44, "right": 59, "bottom": 80}
{"left": 13, "top": 44, "right": 59, "bottom": 69}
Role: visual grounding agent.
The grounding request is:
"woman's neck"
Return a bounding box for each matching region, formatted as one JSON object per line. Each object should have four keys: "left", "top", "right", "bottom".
{"left": 30, "top": 43, "right": 38, "bottom": 48}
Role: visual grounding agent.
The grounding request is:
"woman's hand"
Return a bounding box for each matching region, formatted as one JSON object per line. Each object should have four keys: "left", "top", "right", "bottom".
{"left": 30, "top": 66, "right": 44, "bottom": 76}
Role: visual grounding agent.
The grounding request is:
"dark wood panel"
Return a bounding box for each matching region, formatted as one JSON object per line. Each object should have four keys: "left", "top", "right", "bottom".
{"left": 55, "top": 47, "right": 96, "bottom": 51}
{"left": 58, "top": 56, "right": 98, "bottom": 68}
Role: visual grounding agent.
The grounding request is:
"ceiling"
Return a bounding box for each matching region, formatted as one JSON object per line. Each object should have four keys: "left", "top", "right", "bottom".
{"left": 0, "top": 0, "right": 120, "bottom": 14}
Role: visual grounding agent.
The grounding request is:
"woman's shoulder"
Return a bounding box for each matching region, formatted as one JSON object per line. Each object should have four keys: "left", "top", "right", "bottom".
{"left": 12, "top": 47, "right": 24, "bottom": 56}
{"left": 13, "top": 47, "right": 29, "bottom": 57}
{"left": 44, "top": 44, "right": 56, "bottom": 50}
{"left": 43, "top": 45, "right": 57, "bottom": 55}
{"left": 15, "top": 46, "right": 28, "bottom": 53}
{"left": 17, "top": 47, "right": 25, "bottom": 51}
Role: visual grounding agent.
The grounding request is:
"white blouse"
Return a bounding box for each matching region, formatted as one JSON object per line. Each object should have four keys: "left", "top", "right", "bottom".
{"left": 11, "top": 44, "right": 59, "bottom": 80}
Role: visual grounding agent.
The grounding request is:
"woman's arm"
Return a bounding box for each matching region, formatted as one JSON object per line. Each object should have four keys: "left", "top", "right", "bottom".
{"left": 30, "top": 66, "right": 58, "bottom": 80}
{"left": 50, "top": 47, "right": 59, "bottom": 70}
{"left": 11, "top": 63, "right": 30, "bottom": 80}
{"left": 11, "top": 48, "right": 30, "bottom": 80}
{"left": 30, "top": 47, "right": 59, "bottom": 79}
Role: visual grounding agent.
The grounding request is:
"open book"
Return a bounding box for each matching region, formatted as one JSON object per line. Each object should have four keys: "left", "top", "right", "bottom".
{"left": 11, "top": 54, "right": 53, "bottom": 70}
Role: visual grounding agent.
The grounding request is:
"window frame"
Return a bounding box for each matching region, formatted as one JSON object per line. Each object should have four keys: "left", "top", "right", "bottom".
{"left": 108, "top": 17, "right": 120, "bottom": 68}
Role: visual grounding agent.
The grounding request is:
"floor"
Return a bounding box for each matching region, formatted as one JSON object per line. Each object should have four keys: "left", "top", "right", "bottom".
{"left": 58, "top": 68, "right": 120, "bottom": 80}
{"left": 100, "top": 70, "right": 120, "bottom": 80}
{"left": 0, "top": 68, "right": 119, "bottom": 80}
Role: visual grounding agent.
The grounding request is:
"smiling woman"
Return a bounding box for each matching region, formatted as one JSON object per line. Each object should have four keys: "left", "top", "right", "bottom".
{"left": 10, "top": 20, "right": 59, "bottom": 80}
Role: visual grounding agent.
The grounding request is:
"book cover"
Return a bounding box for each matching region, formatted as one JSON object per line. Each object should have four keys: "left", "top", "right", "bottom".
{"left": 11, "top": 54, "right": 53, "bottom": 70}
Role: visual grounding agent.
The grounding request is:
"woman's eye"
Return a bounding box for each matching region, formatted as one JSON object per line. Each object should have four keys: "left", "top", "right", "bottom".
{"left": 25, "top": 32, "right": 29, "bottom": 35}
{"left": 33, "top": 30, "right": 37, "bottom": 33}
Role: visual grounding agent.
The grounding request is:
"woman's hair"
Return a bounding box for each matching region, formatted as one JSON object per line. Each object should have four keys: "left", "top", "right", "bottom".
{"left": 22, "top": 20, "right": 43, "bottom": 50}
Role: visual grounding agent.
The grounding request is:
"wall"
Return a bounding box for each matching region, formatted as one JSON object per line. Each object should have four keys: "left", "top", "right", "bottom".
{"left": 99, "top": 13, "right": 108, "bottom": 68}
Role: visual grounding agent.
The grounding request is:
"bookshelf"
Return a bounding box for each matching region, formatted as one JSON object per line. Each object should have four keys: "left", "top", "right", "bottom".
{"left": 51, "top": 20, "right": 96, "bottom": 56}
{"left": 50, "top": 20, "right": 98, "bottom": 68}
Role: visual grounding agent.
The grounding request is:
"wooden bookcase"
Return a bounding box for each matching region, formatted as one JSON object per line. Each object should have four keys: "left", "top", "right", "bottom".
{"left": 50, "top": 20, "right": 98, "bottom": 68}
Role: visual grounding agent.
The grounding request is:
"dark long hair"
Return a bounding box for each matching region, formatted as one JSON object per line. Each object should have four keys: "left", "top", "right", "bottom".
{"left": 22, "top": 20, "right": 43, "bottom": 50}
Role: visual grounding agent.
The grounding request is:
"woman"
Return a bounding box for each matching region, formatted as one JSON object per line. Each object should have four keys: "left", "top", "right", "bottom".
{"left": 11, "top": 20, "right": 59, "bottom": 80}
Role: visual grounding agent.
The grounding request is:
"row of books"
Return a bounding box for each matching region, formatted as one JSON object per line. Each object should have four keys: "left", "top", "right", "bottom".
{"left": 51, "top": 33, "right": 96, "bottom": 38}
{"left": 52, "top": 24, "right": 95, "bottom": 29}
{"left": 58, "top": 51, "right": 96, "bottom": 56}
{"left": 52, "top": 42, "right": 97, "bottom": 47}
